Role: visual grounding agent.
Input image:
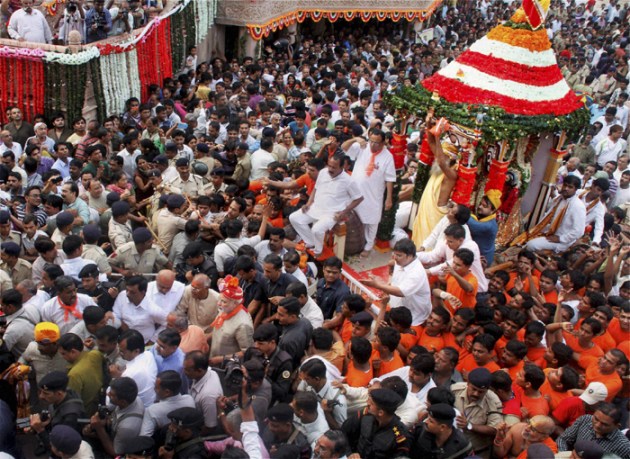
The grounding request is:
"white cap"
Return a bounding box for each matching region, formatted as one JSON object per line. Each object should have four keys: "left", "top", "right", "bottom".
{"left": 579, "top": 382, "right": 608, "bottom": 405}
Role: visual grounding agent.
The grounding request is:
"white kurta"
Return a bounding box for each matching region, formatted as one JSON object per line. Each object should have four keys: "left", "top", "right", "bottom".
{"left": 347, "top": 144, "right": 397, "bottom": 225}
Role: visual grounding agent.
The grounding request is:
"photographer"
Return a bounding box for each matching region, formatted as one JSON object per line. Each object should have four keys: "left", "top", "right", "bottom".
{"left": 85, "top": 0, "right": 111, "bottom": 43}
{"left": 29, "top": 371, "right": 86, "bottom": 456}
{"left": 84, "top": 376, "right": 144, "bottom": 457}
{"left": 158, "top": 407, "right": 206, "bottom": 459}
{"left": 109, "top": 1, "right": 132, "bottom": 37}
{"left": 55, "top": 0, "right": 85, "bottom": 44}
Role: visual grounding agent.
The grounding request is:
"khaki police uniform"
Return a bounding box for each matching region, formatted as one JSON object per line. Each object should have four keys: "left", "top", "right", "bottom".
{"left": 108, "top": 219, "right": 133, "bottom": 251}
{"left": 167, "top": 174, "right": 205, "bottom": 198}
{"left": 108, "top": 241, "right": 169, "bottom": 274}
{"left": 0, "top": 231, "right": 22, "bottom": 246}
{"left": 0, "top": 258, "right": 32, "bottom": 286}
{"left": 82, "top": 244, "right": 111, "bottom": 274}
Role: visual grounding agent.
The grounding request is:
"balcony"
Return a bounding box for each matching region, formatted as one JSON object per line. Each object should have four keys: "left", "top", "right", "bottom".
{"left": 215, "top": 0, "right": 441, "bottom": 27}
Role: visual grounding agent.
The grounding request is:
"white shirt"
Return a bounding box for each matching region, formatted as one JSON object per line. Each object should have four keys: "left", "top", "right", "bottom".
{"left": 594, "top": 136, "right": 626, "bottom": 167}
{"left": 389, "top": 258, "right": 432, "bottom": 326}
{"left": 376, "top": 365, "right": 436, "bottom": 406}
{"left": 146, "top": 280, "right": 185, "bottom": 315}
{"left": 52, "top": 158, "right": 70, "bottom": 179}
{"left": 8, "top": 8, "right": 52, "bottom": 43}
{"left": 417, "top": 238, "right": 489, "bottom": 293}
{"left": 581, "top": 193, "right": 606, "bottom": 244}
{"left": 285, "top": 265, "right": 308, "bottom": 288}
{"left": 542, "top": 194, "right": 587, "bottom": 246}
{"left": 307, "top": 169, "right": 362, "bottom": 220}
{"left": 255, "top": 240, "right": 286, "bottom": 261}
{"left": 300, "top": 297, "right": 324, "bottom": 329}
{"left": 116, "top": 149, "right": 141, "bottom": 180}
{"left": 60, "top": 257, "right": 97, "bottom": 282}
{"left": 249, "top": 148, "right": 275, "bottom": 180}
{"left": 346, "top": 143, "right": 397, "bottom": 224}
{"left": 40, "top": 293, "right": 96, "bottom": 334}
{"left": 0, "top": 143, "right": 23, "bottom": 162}
{"left": 214, "top": 235, "right": 262, "bottom": 273}
{"left": 421, "top": 215, "right": 471, "bottom": 250}
{"left": 612, "top": 184, "right": 630, "bottom": 207}
{"left": 190, "top": 369, "right": 224, "bottom": 428}
{"left": 122, "top": 351, "right": 158, "bottom": 408}
{"left": 294, "top": 406, "right": 330, "bottom": 447}
{"left": 112, "top": 292, "right": 166, "bottom": 343}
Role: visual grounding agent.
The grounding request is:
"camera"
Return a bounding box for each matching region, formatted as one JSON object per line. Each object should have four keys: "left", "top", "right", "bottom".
{"left": 97, "top": 405, "right": 109, "bottom": 420}
{"left": 222, "top": 357, "right": 245, "bottom": 396}
{"left": 52, "top": 176, "right": 63, "bottom": 184}
{"left": 164, "top": 429, "right": 177, "bottom": 451}
{"left": 67, "top": 2, "right": 77, "bottom": 13}
{"left": 40, "top": 410, "right": 50, "bottom": 422}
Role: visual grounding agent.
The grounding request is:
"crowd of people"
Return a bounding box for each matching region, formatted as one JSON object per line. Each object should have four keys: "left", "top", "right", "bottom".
{"left": 1, "top": 0, "right": 165, "bottom": 44}
{"left": 0, "top": 0, "right": 629, "bottom": 458}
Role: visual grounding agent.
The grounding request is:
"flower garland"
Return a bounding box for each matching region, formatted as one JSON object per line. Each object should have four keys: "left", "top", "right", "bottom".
{"left": 486, "top": 25, "right": 550, "bottom": 52}
{"left": 89, "top": 58, "right": 106, "bottom": 122}
{"left": 43, "top": 46, "right": 100, "bottom": 65}
{"left": 384, "top": 85, "right": 590, "bottom": 143}
{"left": 0, "top": 46, "right": 45, "bottom": 61}
{"left": 195, "top": 0, "right": 216, "bottom": 44}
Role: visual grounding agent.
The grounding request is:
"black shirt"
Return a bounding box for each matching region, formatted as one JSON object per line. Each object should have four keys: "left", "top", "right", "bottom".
{"left": 316, "top": 278, "right": 350, "bottom": 320}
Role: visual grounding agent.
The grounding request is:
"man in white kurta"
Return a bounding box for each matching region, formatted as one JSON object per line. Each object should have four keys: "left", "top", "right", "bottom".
{"left": 526, "top": 176, "right": 587, "bottom": 253}
{"left": 344, "top": 129, "right": 397, "bottom": 255}
{"left": 289, "top": 155, "right": 363, "bottom": 256}
{"left": 580, "top": 178, "right": 608, "bottom": 246}
{"left": 362, "top": 238, "right": 432, "bottom": 326}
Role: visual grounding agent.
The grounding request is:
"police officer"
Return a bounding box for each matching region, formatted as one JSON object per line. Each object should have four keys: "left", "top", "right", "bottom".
{"left": 29, "top": 371, "right": 87, "bottom": 456}
{"left": 0, "top": 241, "right": 32, "bottom": 285}
{"left": 0, "top": 209, "right": 21, "bottom": 245}
{"left": 410, "top": 403, "right": 472, "bottom": 459}
{"left": 252, "top": 323, "right": 293, "bottom": 403}
{"left": 78, "top": 264, "right": 118, "bottom": 311}
{"left": 108, "top": 201, "right": 133, "bottom": 250}
{"left": 167, "top": 158, "right": 205, "bottom": 198}
{"left": 159, "top": 407, "right": 207, "bottom": 459}
{"left": 261, "top": 403, "right": 311, "bottom": 459}
{"left": 81, "top": 224, "right": 112, "bottom": 276}
{"left": 109, "top": 227, "right": 170, "bottom": 275}
{"left": 341, "top": 388, "right": 411, "bottom": 459}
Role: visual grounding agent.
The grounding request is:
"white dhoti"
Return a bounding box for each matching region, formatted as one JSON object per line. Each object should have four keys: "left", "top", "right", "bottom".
{"left": 525, "top": 237, "right": 572, "bottom": 253}
{"left": 289, "top": 210, "right": 337, "bottom": 254}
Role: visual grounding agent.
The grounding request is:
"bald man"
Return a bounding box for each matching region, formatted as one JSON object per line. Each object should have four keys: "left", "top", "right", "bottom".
{"left": 146, "top": 269, "right": 186, "bottom": 315}
{"left": 493, "top": 415, "right": 557, "bottom": 459}
{"left": 175, "top": 274, "right": 220, "bottom": 334}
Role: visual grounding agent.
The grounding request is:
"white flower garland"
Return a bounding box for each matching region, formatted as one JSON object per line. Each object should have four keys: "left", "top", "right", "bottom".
{"left": 127, "top": 49, "right": 141, "bottom": 103}
{"left": 43, "top": 46, "right": 100, "bottom": 65}
{"left": 195, "top": 0, "right": 217, "bottom": 44}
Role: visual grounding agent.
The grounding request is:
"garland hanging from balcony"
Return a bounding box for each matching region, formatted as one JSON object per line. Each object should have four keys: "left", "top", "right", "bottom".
{"left": 246, "top": 2, "right": 442, "bottom": 40}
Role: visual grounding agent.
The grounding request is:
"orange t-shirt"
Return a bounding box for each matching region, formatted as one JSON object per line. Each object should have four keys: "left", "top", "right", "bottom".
{"left": 399, "top": 331, "right": 418, "bottom": 353}
{"left": 514, "top": 384, "right": 550, "bottom": 417}
{"left": 515, "top": 437, "right": 557, "bottom": 459}
{"left": 593, "top": 331, "right": 617, "bottom": 353}
{"left": 346, "top": 361, "right": 373, "bottom": 387}
{"left": 540, "top": 369, "right": 571, "bottom": 411}
{"left": 456, "top": 354, "right": 501, "bottom": 375}
{"left": 268, "top": 213, "right": 284, "bottom": 228}
{"left": 563, "top": 332, "right": 604, "bottom": 360}
{"left": 579, "top": 354, "right": 622, "bottom": 402}
{"left": 526, "top": 346, "right": 547, "bottom": 367}
{"left": 506, "top": 272, "right": 540, "bottom": 293}
{"left": 416, "top": 327, "right": 446, "bottom": 353}
{"left": 543, "top": 289, "right": 559, "bottom": 305}
{"left": 444, "top": 272, "right": 478, "bottom": 314}
{"left": 377, "top": 351, "right": 404, "bottom": 377}
{"left": 607, "top": 318, "right": 628, "bottom": 345}
{"left": 443, "top": 332, "right": 472, "bottom": 361}
{"left": 249, "top": 180, "right": 264, "bottom": 194}
{"left": 506, "top": 360, "right": 525, "bottom": 382}
{"left": 295, "top": 174, "right": 315, "bottom": 195}
{"left": 340, "top": 319, "right": 353, "bottom": 343}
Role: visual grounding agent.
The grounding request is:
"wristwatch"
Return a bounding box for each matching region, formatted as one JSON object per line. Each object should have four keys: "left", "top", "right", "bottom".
{"left": 466, "top": 422, "right": 473, "bottom": 431}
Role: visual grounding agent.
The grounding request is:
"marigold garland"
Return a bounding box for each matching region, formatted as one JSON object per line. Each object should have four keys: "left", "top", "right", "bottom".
{"left": 487, "top": 25, "right": 550, "bottom": 52}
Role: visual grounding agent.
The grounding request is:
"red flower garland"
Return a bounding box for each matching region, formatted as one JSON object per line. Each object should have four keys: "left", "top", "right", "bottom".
{"left": 136, "top": 19, "right": 173, "bottom": 101}
{"left": 484, "top": 159, "right": 510, "bottom": 193}
{"left": 418, "top": 131, "right": 435, "bottom": 166}
{"left": 389, "top": 131, "right": 408, "bottom": 170}
{"left": 451, "top": 165, "right": 478, "bottom": 205}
